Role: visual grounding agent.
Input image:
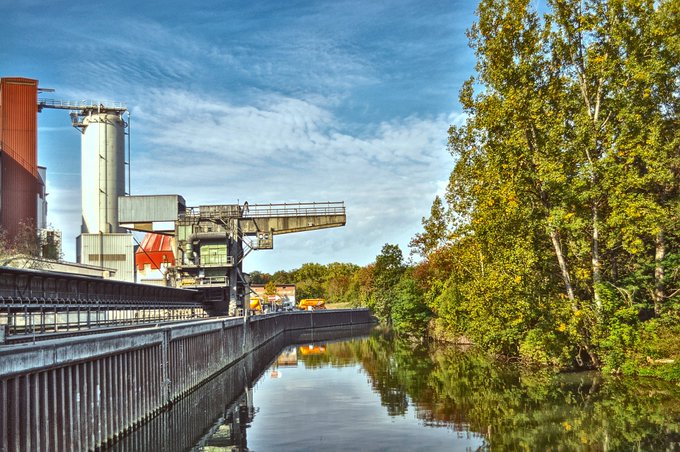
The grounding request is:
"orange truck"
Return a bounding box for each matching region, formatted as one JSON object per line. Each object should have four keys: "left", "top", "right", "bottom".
{"left": 298, "top": 298, "right": 326, "bottom": 310}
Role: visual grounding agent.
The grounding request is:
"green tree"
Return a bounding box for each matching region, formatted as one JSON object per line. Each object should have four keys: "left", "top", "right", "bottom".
{"left": 347, "top": 264, "right": 376, "bottom": 308}
{"left": 293, "top": 263, "right": 327, "bottom": 299}
{"left": 324, "top": 262, "right": 360, "bottom": 304}
{"left": 409, "top": 195, "right": 448, "bottom": 257}
{"left": 249, "top": 271, "right": 270, "bottom": 284}
{"left": 368, "top": 244, "right": 406, "bottom": 324}
{"left": 423, "top": 0, "right": 679, "bottom": 367}
{"left": 264, "top": 280, "right": 277, "bottom": 296}
{"left": 270, "top": 270, "right": 292, "bottom": 284}
{"left": 391, "top": 270, "right": 432, "bottom": 338}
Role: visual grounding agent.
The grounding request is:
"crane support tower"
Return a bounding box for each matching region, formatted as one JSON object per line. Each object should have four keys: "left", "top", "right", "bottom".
{"left": 39, "top": 99, "right": 135, "bottom": 281}
{"left": 118, "top": 195, "right": 346, "bottom": 315}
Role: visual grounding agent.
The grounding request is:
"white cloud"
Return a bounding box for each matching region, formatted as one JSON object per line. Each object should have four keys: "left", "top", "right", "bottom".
{"left": 25, "top": 8, "right": 467, "bottom": 271}
{"left": 46, "top": 85, "right": 457, "bottom": 269}
{"left": 125, "top": 89, "right": 456, "bottom": 271}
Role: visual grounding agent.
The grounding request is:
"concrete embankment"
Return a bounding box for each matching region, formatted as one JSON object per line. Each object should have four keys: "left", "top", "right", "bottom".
{"left": 0, "top": 309, "right": 374, "bottom": 451}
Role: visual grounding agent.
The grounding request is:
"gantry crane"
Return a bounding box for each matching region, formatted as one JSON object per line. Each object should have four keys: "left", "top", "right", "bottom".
{"left": 118, "top": 195, "right": 346, "bottom": 315}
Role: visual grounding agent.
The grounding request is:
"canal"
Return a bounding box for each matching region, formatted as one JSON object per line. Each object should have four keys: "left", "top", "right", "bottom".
{"left": 111, "top": 326, "right": 680, "bottom": 450}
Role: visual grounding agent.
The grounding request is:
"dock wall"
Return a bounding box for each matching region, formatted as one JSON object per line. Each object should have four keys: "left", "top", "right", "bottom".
{"left": 0, "top": 309, "right": 374, "bottom": 451}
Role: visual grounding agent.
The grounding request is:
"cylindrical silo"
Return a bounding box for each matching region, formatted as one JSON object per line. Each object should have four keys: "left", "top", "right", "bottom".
{"left": 81, "top": 112, "right": 126, "bottom": 234}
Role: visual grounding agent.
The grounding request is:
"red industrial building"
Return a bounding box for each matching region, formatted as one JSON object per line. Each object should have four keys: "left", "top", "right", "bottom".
{"left": 0, "top": 77, "right": 42, "bottom": 239}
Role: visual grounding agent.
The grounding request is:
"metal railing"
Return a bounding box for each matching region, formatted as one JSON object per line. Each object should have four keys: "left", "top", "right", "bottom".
{"left": 199, "top": 255, "right": 234, "bottom": 267}
{"left": 0, "top": 266, "right": 205, "bottom": 337}
{"left": 1, "top": 308, "right": 207, "bottom": 339}
{"left": 181, "top": 202, "right": 346, "bottom": 221}
{"left": 38, "top": 98, "right": 127, "bottom": 112}
{"left": 243, "top": 201, "right": 345, "bottom": 218}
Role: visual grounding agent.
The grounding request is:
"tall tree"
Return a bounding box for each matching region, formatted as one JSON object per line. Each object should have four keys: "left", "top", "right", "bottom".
{"left": 410, "top": 195, "right": 448, "bottom": 257}
{"left": 439, "top": 0, "right": 678, "bottom": 364}
{"left": 369, "top": 244, "right": 406, "bottom": 324}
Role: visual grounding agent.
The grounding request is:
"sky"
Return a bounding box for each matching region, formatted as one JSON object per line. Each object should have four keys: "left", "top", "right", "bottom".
{"left": 0, "top": 0, "right": 477, "bottom": 273}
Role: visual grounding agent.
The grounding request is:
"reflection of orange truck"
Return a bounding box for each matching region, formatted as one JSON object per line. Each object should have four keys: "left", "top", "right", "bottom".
{"left": 298, "top": 298, "right": 326, "bottom": 310}
{"left": 298, "top": 344, "right": 327, "bottom": 355}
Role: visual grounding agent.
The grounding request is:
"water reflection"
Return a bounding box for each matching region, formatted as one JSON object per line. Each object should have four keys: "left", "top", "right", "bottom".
{"left": 110, "top": 327, "right": 680, "bottom": 450}
{"left": 342, "top": 330, "right": 680, "bottom": 450}
{"left": 105, "top": 325, "right": 374, "bottom": 451}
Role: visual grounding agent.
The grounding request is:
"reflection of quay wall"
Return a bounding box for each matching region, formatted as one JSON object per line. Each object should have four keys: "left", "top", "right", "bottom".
{"left": 113, "top": 324, "right": 374, "bottom": 451}
{"left": 0, "top": 309, "right": 374, "bottom": 451}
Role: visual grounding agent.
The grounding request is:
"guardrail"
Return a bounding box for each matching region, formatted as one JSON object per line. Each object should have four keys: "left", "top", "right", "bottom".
{"left": 0, "top": 266, "right": 204, "bottom": 336}
{"left": 38, "top": 98, "right": 127, "bottom": 111}
{"left": 244, "top": 201, "right": 345, "bottom": 218}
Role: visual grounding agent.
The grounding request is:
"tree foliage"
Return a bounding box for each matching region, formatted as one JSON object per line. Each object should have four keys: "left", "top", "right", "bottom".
{"left": 0, "top": 221, "right": 45, "bottom": 269}
{"left": 419, "top": 0, "right": 679, "bottom": 370}
{"left": 367, "top": 244, "right": 406, "bottom": 325}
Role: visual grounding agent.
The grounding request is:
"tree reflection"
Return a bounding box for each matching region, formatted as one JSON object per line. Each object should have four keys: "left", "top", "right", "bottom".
{"left": 298, "top": 330, "right": 680, "bottom": 449}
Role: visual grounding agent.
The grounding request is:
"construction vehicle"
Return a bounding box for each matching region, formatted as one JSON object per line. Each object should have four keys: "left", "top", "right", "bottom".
{"left": 298, "top": 298, "right": 326, "bottom": 310}
{"left": 249, "top": 297, "right": 263, "bottom": 313}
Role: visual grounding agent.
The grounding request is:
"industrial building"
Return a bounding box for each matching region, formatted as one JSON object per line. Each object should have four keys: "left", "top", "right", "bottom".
{"left": 119, "top": 196, "right": 345, "bottom": 315}
{"left": 38, "top": 98, "right": 134, "bottom": 281}
{"left": 0, "top": 77, "right": 47, "bottom": 240}
{"left": 1, "top": 76, "right": 133, "bottom": 272}
{"left": 1, "top": 74, "right": 347, "bottom": 311}
{"left": 1, "top": 76, "right": 134, "bottom": 272}
{"left": 135, "top": 232, "right": 175, "bottom": 285}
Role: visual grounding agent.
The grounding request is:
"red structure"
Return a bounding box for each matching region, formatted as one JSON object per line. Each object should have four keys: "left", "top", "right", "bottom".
{"left": 0, "top": 77, "right": 40, "bottom": 238}
{"left": 136, "top": 233, "right": 175, "bottom": 271}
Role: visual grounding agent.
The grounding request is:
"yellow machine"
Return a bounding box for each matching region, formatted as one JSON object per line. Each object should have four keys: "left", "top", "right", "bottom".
{"left": 298, "top": 298, "right": 326, "bottom": 310}
{"left": 249, "top": 297, "right": 263, "bottom": 312}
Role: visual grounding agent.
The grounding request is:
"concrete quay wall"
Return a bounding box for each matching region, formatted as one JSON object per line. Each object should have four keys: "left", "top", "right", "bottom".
{"left": 0, "top": 309, "right": 374, "bottom": 452}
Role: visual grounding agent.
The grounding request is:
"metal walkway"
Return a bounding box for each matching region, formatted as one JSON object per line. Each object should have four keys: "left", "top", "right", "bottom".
{"left": 0, "top": 266, "right": 205, "bottom": 338}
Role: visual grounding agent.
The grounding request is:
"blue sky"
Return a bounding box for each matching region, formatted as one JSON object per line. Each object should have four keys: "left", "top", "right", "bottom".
{"left": 1, "top": 0, "right": 476, "bottom": 273}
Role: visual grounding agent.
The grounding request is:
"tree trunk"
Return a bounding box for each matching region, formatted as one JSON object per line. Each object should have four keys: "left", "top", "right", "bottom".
{"left": 549, "top": 229, "right": 575, "bottom": 304}
{"left": 592, "top": 203, "right": 602, "bottom": 310}
{"left": 654, "top": 231, "right": 666, "bottom": 315}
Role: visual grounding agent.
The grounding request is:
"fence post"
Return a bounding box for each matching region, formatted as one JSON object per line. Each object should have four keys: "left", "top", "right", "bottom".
{"left": 161, "top": 329, "right": 171, "bottom": 404}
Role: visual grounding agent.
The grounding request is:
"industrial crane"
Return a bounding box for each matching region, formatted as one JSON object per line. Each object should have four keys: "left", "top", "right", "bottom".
{"left": 118, "top": 195, "right": 346, "bottom": 315}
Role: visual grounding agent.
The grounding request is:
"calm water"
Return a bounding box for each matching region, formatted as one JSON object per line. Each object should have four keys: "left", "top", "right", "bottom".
{"left": 186, "top": 328, "right": 680, "bottom": 451}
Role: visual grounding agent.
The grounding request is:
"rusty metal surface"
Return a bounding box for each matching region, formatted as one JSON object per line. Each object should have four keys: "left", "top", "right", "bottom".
{"left": 0, "top": 77, "right": 38, "bottom": 175}
{"left": 0, "top": 155, "right": 39, "bottom": 237}
{"left": 0, "top": 77, "right": 40, "bottom": 238}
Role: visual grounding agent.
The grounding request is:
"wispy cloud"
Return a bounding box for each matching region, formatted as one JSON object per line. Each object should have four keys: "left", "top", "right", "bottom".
{"left": 5, "top": 0, "right": 474, "bottom": 270}
{"left": 129, "top": 89, "right": 457, "bottom": 269}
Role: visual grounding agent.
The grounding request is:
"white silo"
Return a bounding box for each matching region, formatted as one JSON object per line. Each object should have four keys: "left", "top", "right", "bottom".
{"left": 39, "top": 98, "right": 134, "bottom": 281}
{"left": 75, "top": 106, "right": 134, "bottom": 282}
{"left": 80, "top": 111, "right": 126, "bottom": 233}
